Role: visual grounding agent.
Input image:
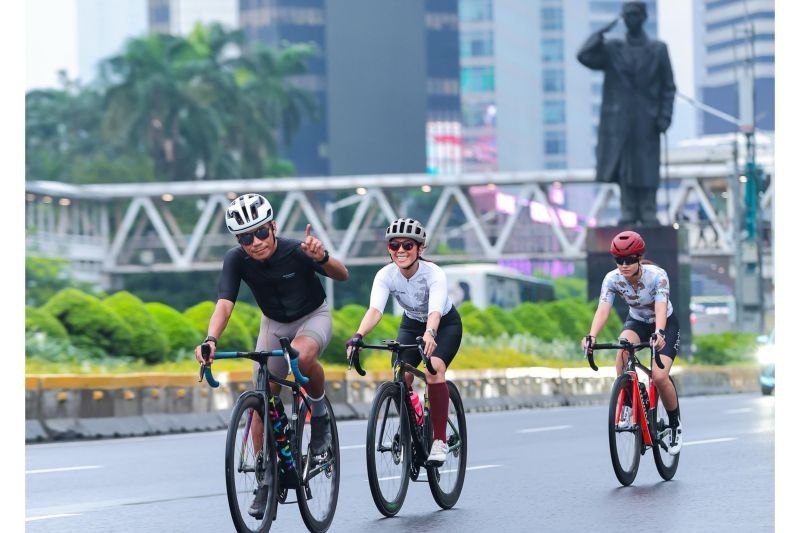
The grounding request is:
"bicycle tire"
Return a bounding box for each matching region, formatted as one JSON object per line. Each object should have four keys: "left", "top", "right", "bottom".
{"left": 296, "top": 396, "right": 341, "bottom": 532}
{"left": 652, "top": 376, "right": 680, "bottom": 480}
{"left": 608, "top": 375, "right": 642, "bottom": 486}
{"left": 366, "top": 381, "right": 411, "bottom": 517}
{"left": 225, "top": 393, "right": 278, "bottom": 533}
{"left": 427, "top": 381, "right": 468, "bottom": 509}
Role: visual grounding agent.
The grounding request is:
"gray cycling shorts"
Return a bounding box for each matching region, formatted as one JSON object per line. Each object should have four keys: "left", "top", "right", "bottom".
{"left": 253, "top": 300, "right": 333, "bottom": 379}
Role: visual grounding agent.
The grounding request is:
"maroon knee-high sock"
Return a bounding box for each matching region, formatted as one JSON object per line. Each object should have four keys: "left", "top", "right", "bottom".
{"left": 427, "top": 382, "right": 450, "bottom": 442}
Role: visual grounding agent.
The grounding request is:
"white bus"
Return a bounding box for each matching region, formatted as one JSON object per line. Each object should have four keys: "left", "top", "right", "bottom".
{"left": 440, "top": 263, "right": 555, "bottom": 310}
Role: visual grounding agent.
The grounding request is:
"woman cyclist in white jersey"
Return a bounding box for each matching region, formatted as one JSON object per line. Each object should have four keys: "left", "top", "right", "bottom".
{"left": 582, "top": 230, "right": 683, "bottom": 455}
{"left": 345, "top": 218, "right": 462, "bottom": 465}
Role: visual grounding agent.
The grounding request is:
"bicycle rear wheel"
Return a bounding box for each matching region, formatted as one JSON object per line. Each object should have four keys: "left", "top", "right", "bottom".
{"left": 366, "top": 381, "right": 411, "bottom": 517}
{"left": 652, "top": 376, "right": 680, "bottom": 480}
{"left": 608, "top": 375, "right": 641, "bottom": 486}
{"left": 296, "top": 396, "right": 340, "bottom": 532}
{"left": 427, "top": 381, "right": 467, "bottom": 509}
{"left": 225, "top": 393, "right": 278, "bottom": 533}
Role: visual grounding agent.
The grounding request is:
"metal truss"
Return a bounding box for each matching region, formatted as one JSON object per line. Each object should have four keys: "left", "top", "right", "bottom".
{"left": 25, "top": 152, "right": 774, "bottom": 278}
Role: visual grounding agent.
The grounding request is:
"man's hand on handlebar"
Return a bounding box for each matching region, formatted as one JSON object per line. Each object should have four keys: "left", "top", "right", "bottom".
{"left": 195, "top": 341, "right": 216, "bottom": 365}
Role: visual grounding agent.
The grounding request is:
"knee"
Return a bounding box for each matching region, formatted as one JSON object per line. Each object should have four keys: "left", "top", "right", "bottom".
{"left": 652, "top": 370, "right": 670, "bottom": 388}
{"left": 298, "top": 349, "right": 319, "bottom": 370}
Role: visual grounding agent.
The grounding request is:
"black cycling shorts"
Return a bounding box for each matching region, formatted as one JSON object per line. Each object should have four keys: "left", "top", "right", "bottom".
{"left": 622, "top": 312, "right": 680, "bottom": 359}
{"left": 396, "top": 307, "right": 462, "bottom": 369}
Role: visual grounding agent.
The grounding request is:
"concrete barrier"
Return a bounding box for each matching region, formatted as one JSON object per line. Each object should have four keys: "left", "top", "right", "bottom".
{"left": 25, "top": 366, "right": 760, "bottom": 443}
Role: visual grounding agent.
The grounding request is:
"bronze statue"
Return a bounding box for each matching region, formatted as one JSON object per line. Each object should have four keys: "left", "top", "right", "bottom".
{"left": 577, "top": 1, "right": 676, "bottom": 226}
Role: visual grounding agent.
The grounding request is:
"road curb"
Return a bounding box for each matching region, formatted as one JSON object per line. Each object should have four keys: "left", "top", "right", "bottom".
{"left": 25, "top": 366, "right": 760, "bottom": 443}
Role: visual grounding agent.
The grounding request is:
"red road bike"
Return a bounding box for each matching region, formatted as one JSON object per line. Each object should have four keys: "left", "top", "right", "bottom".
{"left": 585, "top": 337, "right": 680, "bottom": 486}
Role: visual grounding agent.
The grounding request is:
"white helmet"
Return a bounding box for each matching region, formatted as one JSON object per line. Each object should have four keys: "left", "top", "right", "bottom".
{"left": 386, "top": 217, "right": 427, "bottom": 246}
{"left": 225, "top": 194, "right": 274, "bottom": 235}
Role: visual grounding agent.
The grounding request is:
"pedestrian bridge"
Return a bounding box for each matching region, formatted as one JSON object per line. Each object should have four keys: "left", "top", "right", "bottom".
{"left": 25, "top": 137, "right": 773, "bottom": 285}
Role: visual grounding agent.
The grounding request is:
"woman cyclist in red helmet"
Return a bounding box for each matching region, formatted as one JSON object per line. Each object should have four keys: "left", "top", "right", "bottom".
{"left": 582, "top": 230, "right": 682, "bottom": 455}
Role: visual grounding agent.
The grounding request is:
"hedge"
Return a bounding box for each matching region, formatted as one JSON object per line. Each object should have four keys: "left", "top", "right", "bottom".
{"left": 26, "top": 305, "right": 68, "bottom": 341}
{"left": 145, "top": 302, "right": 200, "bottom": 360}
{"left": 103, "top": 291, "right": 169, "bottom": 364}
{"left": 511, "top": 302, "right": 559, "bottom": 342}
{"left": 692, "top": 332, "right": 758, "bottom": 365}
{"left": 42, "top": 288, "right": 134, "bottom": 357}
{"left": 183, "top": 301, "right": 253, "bottom": 352}
{"left": 232, "top": 301, "right": 263, "bottom": 344}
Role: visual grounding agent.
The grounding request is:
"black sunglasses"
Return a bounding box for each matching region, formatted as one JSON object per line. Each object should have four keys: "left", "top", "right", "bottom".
{"left": 237, "top": 225, "right": 271, "bottom": 246}
{"left": 614, "top": 255, "right": 640, "bottom": 265}
{"left": 388, "top": 240, "right": 416, "bottom": 252}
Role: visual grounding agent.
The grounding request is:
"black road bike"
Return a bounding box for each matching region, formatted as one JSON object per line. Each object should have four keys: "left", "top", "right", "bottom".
{"left": 200, "top": 337, "right": 340, "bottom": 532}
{"left": 348, "top": 338, "right": 467, "bottom": 516}
{"left": 585, "top": 337, "right": 680, "bottom": 486}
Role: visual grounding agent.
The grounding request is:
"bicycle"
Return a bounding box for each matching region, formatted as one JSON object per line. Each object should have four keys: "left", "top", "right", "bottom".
{"left": 348, "top": 337, "right": 467, "bottom": 517}
{"left": 585, "top": 336, "right": 680, "bottom": 486}
{"left": 200, "top": 337, "right": 340, "bottom": 532}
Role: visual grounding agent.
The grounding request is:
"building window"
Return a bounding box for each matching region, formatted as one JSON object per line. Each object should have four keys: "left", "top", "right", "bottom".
{"left": 544, "top": 130, "right": 567, "bottom": 155}
{"left": 461, "top": 66, "right": 495, "bottom": 93}
{"left": 460, "top": 0, "right": 493, "bottom": 21}
{"left": 462, "top": 101, "right": 497, "bottom": 128}
{"left": 543, "top": 69, "right": 565, "bottom": 93}
{"left": 543, "top": 100, "right": 566, "bottom": 124}
{"left": 542, "top": 38, "right": 564, "bottom": 62}
{"left": 460, "top": 31, "right": 494, "bottom": 57}
{"left": 541, "top": 7, "right": 563, "bottom": 31}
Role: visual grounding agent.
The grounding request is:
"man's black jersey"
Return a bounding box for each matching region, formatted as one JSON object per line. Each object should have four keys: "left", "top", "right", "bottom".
{"left": 217, "top": 237, "right": 329, "bottom": 323}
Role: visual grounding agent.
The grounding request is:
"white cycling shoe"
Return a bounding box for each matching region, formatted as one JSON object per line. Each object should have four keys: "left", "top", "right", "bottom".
{"left": 617, "top": 405, "right": 633, "bottom": 430}
{"left": 667, "top": 420, "right": 683, "bottom": 456}
{"left": 427, "top": 439, "right": 449, "bottom": 464}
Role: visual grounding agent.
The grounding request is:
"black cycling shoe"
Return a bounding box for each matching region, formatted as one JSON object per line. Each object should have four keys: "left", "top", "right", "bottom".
{"left": 309, "top": 414, "right": 332, "bottom": 458}
{"left": 248, "top": 484, "right": 269, "bottom": 519}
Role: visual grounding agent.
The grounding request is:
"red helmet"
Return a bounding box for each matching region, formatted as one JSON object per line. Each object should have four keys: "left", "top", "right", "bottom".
{"left": 610, "top": 231, "right": 646, "bottom": 257}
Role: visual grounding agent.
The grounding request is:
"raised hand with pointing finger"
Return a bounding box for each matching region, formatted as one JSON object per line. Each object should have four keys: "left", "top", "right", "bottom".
{"left": 300, "top": 223, "right": 328, "bottom": 263}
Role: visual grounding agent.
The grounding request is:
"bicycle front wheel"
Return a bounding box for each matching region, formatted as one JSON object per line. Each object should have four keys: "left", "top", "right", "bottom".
{"left": 366, "top": 381, "right": 411, "bottom": 517}
{"left": 608, "top": 375, "right": 641, "bottom": 486}
{"left": 427, "top": 381, "right": 467, "bottom": 509}
{"left": 225, "top": 393, "right": 278, "bottom": 533}
{"left": 652, "top": 376, "right": 680, "bottom": 480}
{"left": 296, "top": 396, "right": 340, "bottom": 532}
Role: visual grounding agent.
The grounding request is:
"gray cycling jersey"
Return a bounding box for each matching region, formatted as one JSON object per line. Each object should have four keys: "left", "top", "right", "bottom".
{"left": 369, "top": 261, "right": 453, "bottom": 322}
{"left": 599, "top": 263, "right": 673, "bottom": 323}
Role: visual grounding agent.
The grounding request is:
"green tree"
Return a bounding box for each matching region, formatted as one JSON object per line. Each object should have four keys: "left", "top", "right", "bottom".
{"left": 25, "top": 257, "right": 103, "bottom": 307}
{"left": 485, "top": 305, "right": 524, "bottom": 335}
{"left": 25, "top": 306, "right": 69, "bottom": 340}
{"left": 183, "top": 301, "right": 252, "bottom": 351}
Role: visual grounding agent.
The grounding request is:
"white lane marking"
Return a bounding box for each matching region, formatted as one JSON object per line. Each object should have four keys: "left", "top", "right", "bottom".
{"left": 26, "top": 514, "right": 80, "bottom": 522}
{"left": 684, "top": 437, "right": 737, "bottom": 446}
{"left": 340, "top": 444, "right": 366, "bottom": 450}
{"left": 725, "top": 408, "right": 754, "bottom": 414}
{"left": 376, "top": 464, "right": 502, "bottom": 481}
{"left": 516, "top": 425, "right": 571, "bottom": 434}
{"left": 26, "top": 465, "right": 102, "bottom": 475}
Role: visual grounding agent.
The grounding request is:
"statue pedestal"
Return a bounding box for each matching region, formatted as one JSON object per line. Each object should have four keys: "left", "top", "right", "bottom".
{"left": 586, "top": 225, "right": 692, "bottom": 353}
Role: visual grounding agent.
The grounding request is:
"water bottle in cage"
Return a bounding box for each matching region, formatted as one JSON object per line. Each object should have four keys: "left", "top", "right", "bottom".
{"left": 409, "top": 390, "right": 424, "bottom": 426}
{"left": 269, "top": 396, "right": 295, "bottom": 473}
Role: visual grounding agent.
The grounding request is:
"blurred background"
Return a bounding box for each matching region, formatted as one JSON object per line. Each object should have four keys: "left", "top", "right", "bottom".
{"left": 24, "top": 0, "right": 775, "bottom": 372}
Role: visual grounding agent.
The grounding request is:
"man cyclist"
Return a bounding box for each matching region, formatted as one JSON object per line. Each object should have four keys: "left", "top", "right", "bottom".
{"left": 582, "top": 230, "right": 683, "bottom": 455}
{"left": 194, "top": 193, "right": 349, "bottom": 517}
{"left": 345, "top": 218, "right": 462, "bottom": 465}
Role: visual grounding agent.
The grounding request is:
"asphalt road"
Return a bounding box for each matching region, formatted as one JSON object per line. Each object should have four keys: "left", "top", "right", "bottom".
{"left": 26, "top": 393, "right": 774, "bottom": 532}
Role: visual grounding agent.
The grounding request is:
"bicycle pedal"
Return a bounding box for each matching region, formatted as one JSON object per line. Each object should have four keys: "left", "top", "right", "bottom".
{"left": 424, "top": 460, "right": 444, "bottom": 468}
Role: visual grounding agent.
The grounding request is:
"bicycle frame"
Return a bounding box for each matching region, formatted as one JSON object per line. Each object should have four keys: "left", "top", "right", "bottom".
{"left": 200, "top": 338, "right": 333, "bottom": 491}
{"left": 349, "top": 338, "right": 464, "bottom": 464}
{"left": 588, "top": 338, "right": 666, "bottom": 451}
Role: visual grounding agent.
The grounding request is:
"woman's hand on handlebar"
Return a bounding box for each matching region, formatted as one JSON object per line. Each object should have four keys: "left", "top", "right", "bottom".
{"left": 195, "top": 341, "right": 216, "bottom": 365}
{"left": 422, "top": 331, "right": 437, "bottom": 358}
{"left": 345, "top": 333, "right": 363, "bottom": 359}
{"left": 582, "top": 334, "right": 595, "bottom": 355}
{"left": 650, "top": 331, "right": 666, "bottom": 352}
